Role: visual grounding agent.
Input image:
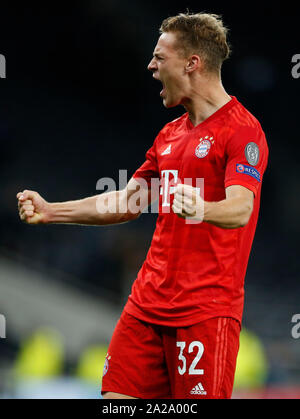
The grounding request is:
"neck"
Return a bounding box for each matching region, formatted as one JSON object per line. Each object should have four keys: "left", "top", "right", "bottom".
{"left": 182, "top": 75, "right": 232, "bottom": 127}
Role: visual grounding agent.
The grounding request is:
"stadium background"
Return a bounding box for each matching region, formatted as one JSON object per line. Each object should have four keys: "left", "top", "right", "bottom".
{"left": 0, "top": 0, "right": 299, "bottom": 398}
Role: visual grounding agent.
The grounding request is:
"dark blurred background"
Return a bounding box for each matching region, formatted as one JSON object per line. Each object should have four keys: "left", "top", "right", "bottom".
{"left": 0, "top": 0, "right": 299, "bottom": 398}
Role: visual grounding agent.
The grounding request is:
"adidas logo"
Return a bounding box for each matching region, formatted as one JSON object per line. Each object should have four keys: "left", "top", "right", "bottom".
{"left": 161, "top": 144, "right": 171, "bottom": 155}
{"left": 190, "top": 382, "right": 207, "bottom": 395}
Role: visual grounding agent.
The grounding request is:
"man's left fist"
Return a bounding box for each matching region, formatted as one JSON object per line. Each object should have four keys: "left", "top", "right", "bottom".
{"left": 172, "top": 183, "right": 204, "bottom": 222}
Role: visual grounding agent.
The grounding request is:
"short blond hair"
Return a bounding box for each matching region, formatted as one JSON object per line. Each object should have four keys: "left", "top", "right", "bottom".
{"left": 159, "top": 12, "right": 231, "bottom": 75}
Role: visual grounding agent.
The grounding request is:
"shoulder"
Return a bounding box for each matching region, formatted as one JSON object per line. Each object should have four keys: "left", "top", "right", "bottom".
{"left": 157, "top": 113, "right": 188, "bottom": 139}
{"left": 225, "top": 100, "right": 268, "bottom": 151}
{"left": 228, "top": 100, "right": 262, "bottom": 130}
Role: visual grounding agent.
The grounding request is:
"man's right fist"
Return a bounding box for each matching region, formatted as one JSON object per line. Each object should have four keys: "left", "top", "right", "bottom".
{"left": 17, "top": 190, "right": 50, "bottom": 224}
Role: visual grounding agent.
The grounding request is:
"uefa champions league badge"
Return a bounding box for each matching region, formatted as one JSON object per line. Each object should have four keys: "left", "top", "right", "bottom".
{"left": 237, "top": 164, "right": 245, "bottom": 173}
{"left": 245, "top": 142, "right": 259, "bottom": 166}
{"left": 103, "top": 354, "right": 111, "bottom": 377}
{"left": 195, "top": 136, "right": 214, "bottom": 158}
{"left": 236, "top": 163, "right": 261, "bottom": 182}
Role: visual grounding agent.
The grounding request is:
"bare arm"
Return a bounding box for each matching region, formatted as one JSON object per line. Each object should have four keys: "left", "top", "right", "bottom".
{"left": 17, "top": 177, "right": 153, "bottom": 226}
{"left": 204, "top": 185, "right": 254, "bottom": 229}
{"left": 172, "top": 184, "right": 254, "bottom": 229}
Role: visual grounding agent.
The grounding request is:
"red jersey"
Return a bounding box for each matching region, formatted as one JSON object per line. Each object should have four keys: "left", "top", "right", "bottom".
{"left": 124, "top": 96, "right": 269, "bottom": 327}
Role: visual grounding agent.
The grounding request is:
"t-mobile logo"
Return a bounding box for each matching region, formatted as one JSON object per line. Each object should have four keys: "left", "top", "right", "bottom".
{"left": 160, "top": 170, "right": 178, "bottom": 208}
{"left": 160, "top": 170, "right": 204, "bottom": 223}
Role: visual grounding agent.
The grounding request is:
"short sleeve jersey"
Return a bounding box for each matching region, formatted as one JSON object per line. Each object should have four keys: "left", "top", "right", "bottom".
{"left": 124, "top": 96, "right": 269, "bottom": 327}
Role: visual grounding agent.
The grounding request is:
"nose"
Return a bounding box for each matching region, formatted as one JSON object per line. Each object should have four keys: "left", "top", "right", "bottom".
{"left": 147, "top": 58, "right": 156, "bottom": 72}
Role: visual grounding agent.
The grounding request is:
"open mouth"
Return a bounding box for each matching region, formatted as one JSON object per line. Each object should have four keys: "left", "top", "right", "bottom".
{"left": 159, "top": 80, "right": 166, "bottom": 97}
{"left": 153, "top": 74, "right": 166, "bottom": 97}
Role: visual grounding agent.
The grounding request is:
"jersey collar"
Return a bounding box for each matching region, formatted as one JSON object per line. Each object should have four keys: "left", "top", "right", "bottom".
{"left": 185, "top": 96, "right": 238, "bottom": 131}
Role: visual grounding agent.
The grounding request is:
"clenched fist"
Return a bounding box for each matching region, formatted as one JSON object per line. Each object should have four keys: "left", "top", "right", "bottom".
{"left": 172, "top": 183, "right": 204, "bottom": 222}
{"left": 16, "top": 190, "right": 51, "bottom": 224}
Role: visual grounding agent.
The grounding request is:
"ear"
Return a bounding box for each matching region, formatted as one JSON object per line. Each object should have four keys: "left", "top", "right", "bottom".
{"left": 185, "top": 55, "right": 201, "bottom": 73}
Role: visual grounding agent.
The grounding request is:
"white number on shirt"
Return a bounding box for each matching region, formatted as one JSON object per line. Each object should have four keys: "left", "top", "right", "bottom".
{"left": 176, "top": 341, "right": 204, "bottom": 375}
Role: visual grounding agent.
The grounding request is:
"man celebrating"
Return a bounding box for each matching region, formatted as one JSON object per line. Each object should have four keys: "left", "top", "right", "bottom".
{"left": 17, "top": 12, "right": 268, "bottom": 399}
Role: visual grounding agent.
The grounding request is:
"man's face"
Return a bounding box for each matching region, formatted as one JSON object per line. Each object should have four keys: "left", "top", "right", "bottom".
{"left": 148, "top": 32, "right": 188, "bottom": 108}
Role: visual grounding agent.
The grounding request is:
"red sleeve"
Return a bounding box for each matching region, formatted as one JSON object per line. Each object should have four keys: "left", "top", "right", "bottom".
{"left": 224, "top": 125, "right": 269, "bottom": 197}
{"left": 132, "top": 138, "right": 159, "bottom": 187}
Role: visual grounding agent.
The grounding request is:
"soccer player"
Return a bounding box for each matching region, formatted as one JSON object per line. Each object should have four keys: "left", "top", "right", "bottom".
{"left": 17, "top": 13, "right": 268, "bottom": 399}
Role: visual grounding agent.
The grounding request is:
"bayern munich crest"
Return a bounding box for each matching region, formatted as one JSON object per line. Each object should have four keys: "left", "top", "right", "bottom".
{"left": 195, "top": 136, "right": 214, "bottom": 158}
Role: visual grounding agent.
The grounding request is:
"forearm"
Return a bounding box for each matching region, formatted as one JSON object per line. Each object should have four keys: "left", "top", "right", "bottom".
{"left": 204, "top": 196, "right": 253, "bottom": 229}
{"left": 48, "top": 190, "right": 138, "bottom": 226}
